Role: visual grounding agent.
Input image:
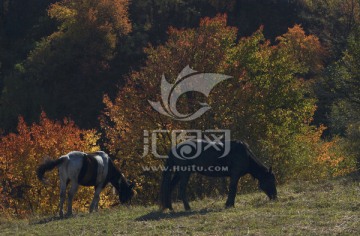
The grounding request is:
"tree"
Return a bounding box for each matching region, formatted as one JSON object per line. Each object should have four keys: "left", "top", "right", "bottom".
{"left": 299, "top": 0, "right": 360, "bottom": 130}
{"left": 299, "top": 0, "right": 360, "bottom": 59}
{"left": 101, "top": 15, "right": 351, "bottom": 203}
{"left": 0, "top": 112, "right": 101, "bottom": 216}
{"left": 0, "top": 0, "right": 131, "bottom": 130}
{"left": 327, "top": 26, "right": 360, "bottom": 169}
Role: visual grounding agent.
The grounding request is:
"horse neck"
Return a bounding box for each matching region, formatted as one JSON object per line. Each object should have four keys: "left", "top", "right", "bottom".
{"left": 107, "top": 160, "right": 122, "bottom": 185}
{"left": 248, "top": 155, "right": 268, "bottom": 181}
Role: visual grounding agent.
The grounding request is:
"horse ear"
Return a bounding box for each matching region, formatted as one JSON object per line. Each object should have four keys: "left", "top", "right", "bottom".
{"left": 269, "top": 166, "right": 273, "bottom": 173}
{"left": 121, "top": 160, "right": 126, "bottom": 169}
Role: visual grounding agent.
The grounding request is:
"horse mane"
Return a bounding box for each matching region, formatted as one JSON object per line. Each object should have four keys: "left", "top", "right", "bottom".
{"left": 105, "top": 154, "right": 129, "bottom": 185}
{"left": 238, "top": 141, "right": 269, "bottom": 172}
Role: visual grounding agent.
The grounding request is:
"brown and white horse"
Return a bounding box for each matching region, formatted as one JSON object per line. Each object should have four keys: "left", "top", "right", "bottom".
{"left": 37, "top": 151, "right": 134, "bottom": 217}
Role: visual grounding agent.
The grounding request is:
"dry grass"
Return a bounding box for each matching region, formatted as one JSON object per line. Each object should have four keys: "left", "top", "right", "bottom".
{"left": 1, "top": 173, "right": 359, "bottom": 235}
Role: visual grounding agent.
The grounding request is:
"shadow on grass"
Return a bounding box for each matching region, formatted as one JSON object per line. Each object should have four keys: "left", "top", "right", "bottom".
{"left": 30, "top": 214, "right": 85, "bottom": 225}
{"left": 30, "top": 216, "right": 63, "bottom": 225}
{"left": 135, "top": 208, "right": 220, "bottom": 221}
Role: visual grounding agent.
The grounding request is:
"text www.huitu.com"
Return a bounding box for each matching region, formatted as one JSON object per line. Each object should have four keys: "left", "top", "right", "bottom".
{"left": 141, "top": 165, "right": 229, "bottom": 172}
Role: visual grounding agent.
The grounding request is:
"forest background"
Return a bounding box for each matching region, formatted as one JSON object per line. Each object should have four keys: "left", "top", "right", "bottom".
{"left": 0, "top": 0, "right": 359, "bottom": 217}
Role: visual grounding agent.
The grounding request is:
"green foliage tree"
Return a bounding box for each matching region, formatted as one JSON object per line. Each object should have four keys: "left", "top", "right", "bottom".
{"left": 327, "top": 26, "right": 360, "bottom": 169}
{"left": 0, "top": 0, "right": 57, "bottom": 93}
{"left": 0, "top": 0, "right": 131, "bottom": 129}
{"left": 299, "top": 0, "right": 360, "bottom": 59}
{"left": 299, "top": 0, "right": 360, "bottom": 132}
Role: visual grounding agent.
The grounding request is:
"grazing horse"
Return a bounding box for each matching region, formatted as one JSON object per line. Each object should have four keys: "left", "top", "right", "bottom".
{"left": 160, "top": 140, "right": 277, "bottom": 211}
{"left": 37, "top": 151, "right": 134, "bottom": 217}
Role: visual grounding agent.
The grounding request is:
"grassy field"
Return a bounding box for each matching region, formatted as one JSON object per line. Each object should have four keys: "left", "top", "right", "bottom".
{"left": 1, "top": 174, "right": 359, "bottom": 235}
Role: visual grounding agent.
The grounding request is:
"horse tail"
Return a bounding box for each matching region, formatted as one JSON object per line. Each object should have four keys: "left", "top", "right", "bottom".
{"left": 36, "top": 157, "right": 66, "bottom": 183}
{"left": 160, "top": 154, "right": 174, "bottom": 210}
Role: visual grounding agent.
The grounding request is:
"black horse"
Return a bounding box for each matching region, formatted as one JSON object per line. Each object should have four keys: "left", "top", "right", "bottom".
{"left": 160, "top": 140, "right": 277, "bottom": 211}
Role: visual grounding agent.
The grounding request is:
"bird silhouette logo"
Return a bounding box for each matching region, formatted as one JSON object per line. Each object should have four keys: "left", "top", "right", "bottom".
{"left": 148, "top": 65, "right": 231, "bottom": 121}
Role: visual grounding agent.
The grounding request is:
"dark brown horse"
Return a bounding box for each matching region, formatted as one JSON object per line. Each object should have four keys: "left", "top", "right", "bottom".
{"left": 37, "top": 151, "right": 134, "bottom": 217}
{"left": 160, "top": 140, "right": 277, "bottom": 211}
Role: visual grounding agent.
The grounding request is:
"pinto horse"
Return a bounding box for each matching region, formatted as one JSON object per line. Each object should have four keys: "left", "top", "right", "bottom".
{"left": 160, "top": 140, "right": 277, "bottom": 211}
{"left": 37, "top": 151, "right": 134, "bottom": 217}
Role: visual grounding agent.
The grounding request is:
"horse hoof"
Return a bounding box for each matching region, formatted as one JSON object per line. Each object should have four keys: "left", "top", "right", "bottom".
{"left": 225, "top": 204, "right": 234, "bottom": 209}
{"left": 65, "top": 213, "right": 73, "bottom": 218}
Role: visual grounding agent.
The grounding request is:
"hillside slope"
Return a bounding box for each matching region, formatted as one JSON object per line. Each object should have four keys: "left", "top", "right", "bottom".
{"left": 1, "top": 174, "right": 359, "bottom": 235}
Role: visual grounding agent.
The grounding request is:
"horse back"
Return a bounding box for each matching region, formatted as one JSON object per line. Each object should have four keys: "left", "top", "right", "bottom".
{"left": 168, "top": 140, "right": 251, "bottom": 177}
{"left": 78, "top": 154, "right": 99, "bottom": 186}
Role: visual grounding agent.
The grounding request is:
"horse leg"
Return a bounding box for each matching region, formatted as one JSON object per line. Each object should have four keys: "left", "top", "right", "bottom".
{"left": 225, "top": 174, "right": 240, "bottom": 208}
{"left": 160, "top": 168, "right": 173, "bottom": 211}
{"left": 179, "top": 171, "right": 191, "bottom": 211}
{"left": 90, "top": 185, "right": 103, "bottom": 213}
{"left": 66, "top": 182, "right": 79, "bottom": 217}
{"left": 59, "top": 180, "right": 67, "bottom": 218}
{"left": 170, "top": 172, "right": 180, "bottom": 193}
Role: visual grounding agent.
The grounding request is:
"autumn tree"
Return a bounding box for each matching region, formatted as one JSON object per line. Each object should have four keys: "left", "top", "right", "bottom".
{"left": 101, "top": 15, "right": 354, "bottom": 203}
{"left": 0, "top": 112, "right": 101, "bottom": 217}
{"left": 101, "top": 15, "right": 238, "bottom": 202}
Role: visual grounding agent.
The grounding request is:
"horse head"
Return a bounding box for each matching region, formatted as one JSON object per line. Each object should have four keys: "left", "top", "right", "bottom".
{"left": 118, "top": 180, "right": 135, "bottom": 204}
{"left": 259, "top": 167, "right": 277, "bottom": 200}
